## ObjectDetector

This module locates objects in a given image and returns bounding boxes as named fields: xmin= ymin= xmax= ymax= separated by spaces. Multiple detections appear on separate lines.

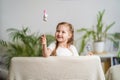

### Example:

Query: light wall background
xmin=0 ymin=0 xmax=120 ymax=41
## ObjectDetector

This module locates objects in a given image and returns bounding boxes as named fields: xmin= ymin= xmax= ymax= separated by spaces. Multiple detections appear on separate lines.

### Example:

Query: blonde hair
xmin=51 ymin=22 xmax=74 ymax=56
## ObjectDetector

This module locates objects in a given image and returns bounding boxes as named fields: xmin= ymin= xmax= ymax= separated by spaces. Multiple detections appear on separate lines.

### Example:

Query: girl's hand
xmin=40 ymin=34 xmax=47 ymax=45
xmin=87 ymin=51 xmax=93 ymax=56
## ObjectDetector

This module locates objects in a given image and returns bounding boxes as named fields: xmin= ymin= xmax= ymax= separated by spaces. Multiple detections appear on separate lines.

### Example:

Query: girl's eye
xmin=56 ymin=30 xmax=60 ymax=32
xmin=62 ymin=31 xmax=65 ymax=33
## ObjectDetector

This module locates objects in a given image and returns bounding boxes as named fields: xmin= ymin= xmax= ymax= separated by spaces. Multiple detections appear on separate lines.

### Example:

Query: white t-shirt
xmin=48 ymin=42 xmax=79 ymax=56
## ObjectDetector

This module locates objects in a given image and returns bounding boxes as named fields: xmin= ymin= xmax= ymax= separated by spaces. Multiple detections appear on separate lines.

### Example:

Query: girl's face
xmin=55 ymin=25 xmax=71 ymax=43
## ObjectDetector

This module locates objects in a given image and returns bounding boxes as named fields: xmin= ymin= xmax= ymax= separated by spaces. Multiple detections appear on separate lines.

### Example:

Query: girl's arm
xmin=40 ymin=35 xmax=52 ymax=57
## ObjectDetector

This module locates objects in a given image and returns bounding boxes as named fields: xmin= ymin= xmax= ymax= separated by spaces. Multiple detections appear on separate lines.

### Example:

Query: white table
xmin=9 ymin=56 xmax=105 ymax=80
xmin=95 ymin=52 xmax=117 ymax=73
xmin=95 ymin=52 xmax=117 ymax=66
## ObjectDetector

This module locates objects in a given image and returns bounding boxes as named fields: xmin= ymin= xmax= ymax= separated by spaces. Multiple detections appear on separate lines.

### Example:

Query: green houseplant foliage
xmin=77 ymin=10 xmax=115 ymax=54
xmin=0 ymin=27 xmax=55 ymax=68
xmin=114 ymin=33 xmax=120 ymax=63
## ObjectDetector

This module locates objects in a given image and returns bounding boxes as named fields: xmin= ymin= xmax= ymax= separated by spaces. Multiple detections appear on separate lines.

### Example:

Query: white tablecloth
xmin=8 ymin=56 xmax=105 ymax=80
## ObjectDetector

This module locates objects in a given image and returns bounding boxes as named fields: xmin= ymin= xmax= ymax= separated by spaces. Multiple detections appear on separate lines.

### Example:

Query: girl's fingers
xmin=40 ymin=34 xmax=47 ymax=44
xmin=41 ymin=34 xmax=46 ymax=39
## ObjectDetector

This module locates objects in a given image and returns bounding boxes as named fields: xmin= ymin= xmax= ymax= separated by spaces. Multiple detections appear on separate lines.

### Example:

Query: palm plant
xmin=113 ymin=33 xmax=120 ymax=58
xmin=113 ymin=33 xmax=120 ymax=64
xmin=77 ymin=10 xmax=115 ymax=54
xmin=0 ymin=27 xmax=55 ymax=68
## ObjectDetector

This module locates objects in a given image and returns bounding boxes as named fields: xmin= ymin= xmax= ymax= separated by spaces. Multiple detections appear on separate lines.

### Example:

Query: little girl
xmin=40 ymin=22 xmax=79 ymax=57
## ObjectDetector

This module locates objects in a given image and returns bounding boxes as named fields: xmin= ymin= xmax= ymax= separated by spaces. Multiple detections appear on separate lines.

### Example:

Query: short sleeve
xmin=48 ymin=42 xmax=56 ymax=51
xmin=70 ymin=45 xmax=79 ymax=56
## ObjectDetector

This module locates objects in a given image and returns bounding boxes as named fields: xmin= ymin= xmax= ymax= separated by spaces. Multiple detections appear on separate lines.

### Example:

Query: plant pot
xmin=93 ymin=41 xmax=105 ymax=54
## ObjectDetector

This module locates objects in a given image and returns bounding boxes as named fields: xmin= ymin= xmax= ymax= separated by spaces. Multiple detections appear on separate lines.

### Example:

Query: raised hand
xmin=40 ymin=34 xmax=47 ymax=45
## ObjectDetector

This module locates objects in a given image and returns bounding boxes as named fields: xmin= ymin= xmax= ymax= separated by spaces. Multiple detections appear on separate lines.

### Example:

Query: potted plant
xmin=0 ymin=27 xmax=55 ymax=68
xmin=77 ymin=10 xmax=115 ymax=54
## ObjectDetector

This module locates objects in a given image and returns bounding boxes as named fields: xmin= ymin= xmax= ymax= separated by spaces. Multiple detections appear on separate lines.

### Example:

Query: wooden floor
xmin=101 ymin=58 xmax=111 ymax=73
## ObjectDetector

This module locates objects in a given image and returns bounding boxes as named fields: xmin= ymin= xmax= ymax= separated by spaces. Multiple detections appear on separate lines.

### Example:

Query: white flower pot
xmin=93 ymin=41 xmax=105 ymax=53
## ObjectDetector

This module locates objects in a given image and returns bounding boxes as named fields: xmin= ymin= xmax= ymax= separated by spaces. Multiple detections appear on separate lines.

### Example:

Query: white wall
xmin=0 ymin=0 xmax=120 ymax=41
